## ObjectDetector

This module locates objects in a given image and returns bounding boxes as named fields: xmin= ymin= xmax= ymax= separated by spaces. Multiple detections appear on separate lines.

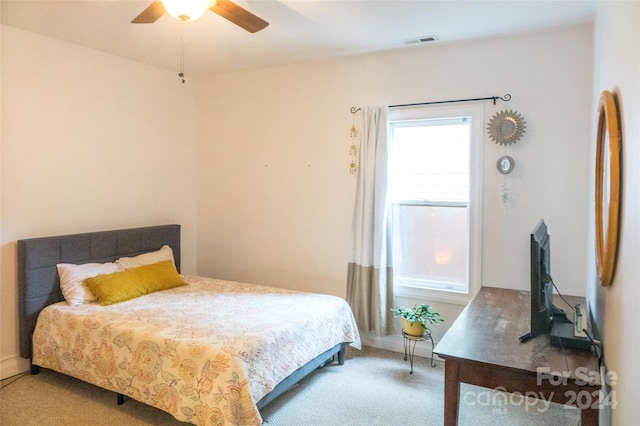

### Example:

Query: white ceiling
xmin=1 ymin=0 xmax=597 ymax=77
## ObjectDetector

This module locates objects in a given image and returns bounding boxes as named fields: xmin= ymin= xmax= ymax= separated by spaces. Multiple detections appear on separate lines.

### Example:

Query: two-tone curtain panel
xmin=346 ymin=106 xmax=395 ymax=336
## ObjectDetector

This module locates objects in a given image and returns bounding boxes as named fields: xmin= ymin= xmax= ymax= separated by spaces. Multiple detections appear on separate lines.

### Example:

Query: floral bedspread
xmin=32 ymin=275 xmax=361 ymax=425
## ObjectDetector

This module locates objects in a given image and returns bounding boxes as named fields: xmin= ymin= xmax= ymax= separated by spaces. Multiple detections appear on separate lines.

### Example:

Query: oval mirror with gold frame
xmin=595 ymin=90 xmax=622 ymax=287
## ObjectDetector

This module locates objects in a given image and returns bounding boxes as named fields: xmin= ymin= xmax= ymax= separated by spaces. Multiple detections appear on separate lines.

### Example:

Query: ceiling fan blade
xmin=209 ymin=0 xmax=269 ymax=33
xmin=131 ymin=1 xmax=166 ymax=24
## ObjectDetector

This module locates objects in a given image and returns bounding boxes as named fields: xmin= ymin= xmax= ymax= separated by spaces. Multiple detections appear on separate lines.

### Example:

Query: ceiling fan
xmin=131 ymin=0 xmax=269 ymax=33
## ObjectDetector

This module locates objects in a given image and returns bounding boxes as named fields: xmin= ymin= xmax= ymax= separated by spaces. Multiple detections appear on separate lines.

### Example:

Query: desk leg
xmin=581 ymin=405 xmax=599 ymax=426
xmin=443 ymin=359 xmax=460 ymax=426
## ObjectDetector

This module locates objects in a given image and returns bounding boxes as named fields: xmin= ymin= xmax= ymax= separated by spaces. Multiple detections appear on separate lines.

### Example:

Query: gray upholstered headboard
xmin=17 ymin=224 xmax=181 ymax=360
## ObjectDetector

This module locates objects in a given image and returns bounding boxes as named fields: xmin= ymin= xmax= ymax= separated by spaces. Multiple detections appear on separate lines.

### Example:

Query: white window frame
xmin=388 ymin=103 xmax=484 ymax=305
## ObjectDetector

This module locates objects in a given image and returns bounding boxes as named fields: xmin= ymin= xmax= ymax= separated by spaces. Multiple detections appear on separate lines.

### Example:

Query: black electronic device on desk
xmin=550 ymin=303 xmax=593 ymax=351
xmin=519 ymin=219 xmax=557 ymax=343
xmin=519 ymin=220 xmax=595 ymax=352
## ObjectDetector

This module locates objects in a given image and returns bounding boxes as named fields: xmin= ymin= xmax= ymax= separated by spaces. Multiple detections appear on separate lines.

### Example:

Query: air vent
xmin=403 ymin=35 xmax=439 ymax=45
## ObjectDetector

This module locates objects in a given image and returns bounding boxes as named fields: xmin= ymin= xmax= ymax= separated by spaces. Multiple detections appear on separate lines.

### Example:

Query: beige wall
xmin=196 ymin=25 xmax=594 ymax=351
xmin=589 ymin=2 xmax=640 ymax=425
xmin=0 ymin=26 xmax=199 ymax=377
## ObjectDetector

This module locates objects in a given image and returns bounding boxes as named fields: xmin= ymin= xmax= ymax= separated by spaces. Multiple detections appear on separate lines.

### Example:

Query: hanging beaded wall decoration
xmin=349 ymin=108 xmax=361 ymax=174
xmin=487 ymin=109 xmax=526 ymax=211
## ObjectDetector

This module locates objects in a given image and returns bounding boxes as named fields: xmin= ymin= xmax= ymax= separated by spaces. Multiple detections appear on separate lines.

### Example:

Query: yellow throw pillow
xmin=84 ymin=260 xmax=186 ymax=305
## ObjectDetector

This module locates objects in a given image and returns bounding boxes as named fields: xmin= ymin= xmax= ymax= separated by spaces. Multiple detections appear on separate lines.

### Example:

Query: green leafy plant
xmin=391 ymin=304 xmax=444 ymax=330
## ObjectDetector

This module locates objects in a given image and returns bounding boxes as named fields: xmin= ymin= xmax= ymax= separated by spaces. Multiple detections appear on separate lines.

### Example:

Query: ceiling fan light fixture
xmin=162 ymin=0 xmax=212 ymax=22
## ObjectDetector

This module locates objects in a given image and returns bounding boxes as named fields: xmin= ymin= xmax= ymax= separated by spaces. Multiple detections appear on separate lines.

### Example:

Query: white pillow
xmin=57 ymin=262 xmax=123 ymax=305
xmin=116 ymin=245 xmax=175 ymax=270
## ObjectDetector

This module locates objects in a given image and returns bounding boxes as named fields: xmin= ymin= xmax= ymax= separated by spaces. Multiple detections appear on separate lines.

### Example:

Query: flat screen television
xmin=519 ymin=219 xmax=555 ymax=342
xmin=519 ymin=220 xmax=593 ymax=350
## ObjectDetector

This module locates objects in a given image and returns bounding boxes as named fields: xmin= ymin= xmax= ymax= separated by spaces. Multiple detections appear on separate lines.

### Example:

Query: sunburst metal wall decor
xmin=487 ymin=110 xmax=526 ymax=146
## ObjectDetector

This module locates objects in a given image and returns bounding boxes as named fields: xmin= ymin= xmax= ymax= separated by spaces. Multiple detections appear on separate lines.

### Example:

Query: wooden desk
xmin=433 ymin=287 xmax=601 ymax=425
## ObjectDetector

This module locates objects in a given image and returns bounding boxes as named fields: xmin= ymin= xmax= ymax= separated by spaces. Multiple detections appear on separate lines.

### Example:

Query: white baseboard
xmin=0 ymin=356 xmax=30 ymax=380
xmin=359 ymin=332 xmax=443 ymax=363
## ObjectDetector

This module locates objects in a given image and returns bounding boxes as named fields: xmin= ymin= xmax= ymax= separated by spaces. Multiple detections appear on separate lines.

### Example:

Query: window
xmin=388 ymin=104 xmax=483 ymax=304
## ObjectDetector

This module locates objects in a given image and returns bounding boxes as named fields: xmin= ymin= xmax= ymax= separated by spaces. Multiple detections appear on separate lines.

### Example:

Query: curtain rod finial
xmin=350 ymin=107 xmax=361 ymax=114
xmin=493 ymin=94 xmax=512 ymax=105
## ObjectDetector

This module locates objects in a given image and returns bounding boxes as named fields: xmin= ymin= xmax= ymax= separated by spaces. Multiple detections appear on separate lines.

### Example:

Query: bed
xmin=18 ymin=224 xmax=361 ymax=425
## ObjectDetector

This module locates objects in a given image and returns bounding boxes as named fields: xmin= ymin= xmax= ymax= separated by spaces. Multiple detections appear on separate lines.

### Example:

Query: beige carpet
xmin=1 ymin=346 xmax=580 ymax=425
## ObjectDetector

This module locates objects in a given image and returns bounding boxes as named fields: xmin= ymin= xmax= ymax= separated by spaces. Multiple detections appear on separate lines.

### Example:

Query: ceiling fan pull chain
xmin=179 ymin=22 xmax=186 ymax=83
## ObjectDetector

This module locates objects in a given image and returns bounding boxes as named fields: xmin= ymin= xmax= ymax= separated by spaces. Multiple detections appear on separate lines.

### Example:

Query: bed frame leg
xmin=30 ymin=362 xmax=40 ymax=375
xmin=337 ymin=347 xmax=345 ymax=365
xmin=117 ymin=393 xmax=125 ymax=405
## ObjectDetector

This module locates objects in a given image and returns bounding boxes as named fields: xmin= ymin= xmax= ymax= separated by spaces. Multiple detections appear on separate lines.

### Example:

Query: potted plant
xmin=391 ymin=304 xmax=443 ymax=337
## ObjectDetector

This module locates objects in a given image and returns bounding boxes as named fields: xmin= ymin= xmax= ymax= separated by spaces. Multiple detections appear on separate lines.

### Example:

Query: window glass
xmin=390 ymin=118 xmax=470 ymax=204
xmin=392 ymin=205 xmax=468 ymax=292
xmin=388 ymin=107 xmax=481 ymax=301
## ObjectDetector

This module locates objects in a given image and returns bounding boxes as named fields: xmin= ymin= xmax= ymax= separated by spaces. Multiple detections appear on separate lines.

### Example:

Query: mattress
xmin=32 ymin=275 xmax=361 ymax=425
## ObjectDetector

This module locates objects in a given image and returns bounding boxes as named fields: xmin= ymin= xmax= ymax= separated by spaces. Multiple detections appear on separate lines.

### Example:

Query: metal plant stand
xmin=402 ymin=329 xmax=435 ymax=374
